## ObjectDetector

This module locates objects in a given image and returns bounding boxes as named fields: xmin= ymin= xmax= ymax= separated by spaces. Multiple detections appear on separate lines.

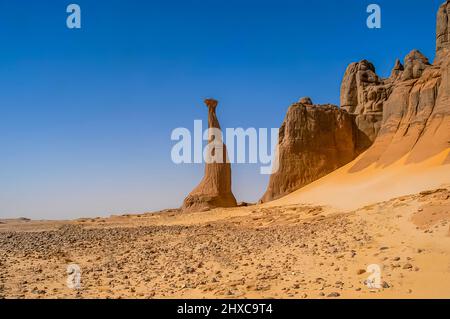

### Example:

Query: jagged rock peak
xmin=393 ymin=58 xmax=404 ymax=70
xmin=340 ymin=59 xmax=380 ymax=113
xmin=390 ymin=59 xmax=404 ymax=80
xmin=401 ymin=49 xmax=431 ymax=81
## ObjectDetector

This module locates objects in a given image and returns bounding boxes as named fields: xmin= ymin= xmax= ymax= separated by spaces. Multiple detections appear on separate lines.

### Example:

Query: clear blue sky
xmin=0 ymin=0 xmax=443 ymax=219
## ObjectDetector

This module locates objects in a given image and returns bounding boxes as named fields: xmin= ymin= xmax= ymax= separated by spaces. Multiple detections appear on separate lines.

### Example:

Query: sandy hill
xmin=267 ymin=149 xmax=449 ymax=211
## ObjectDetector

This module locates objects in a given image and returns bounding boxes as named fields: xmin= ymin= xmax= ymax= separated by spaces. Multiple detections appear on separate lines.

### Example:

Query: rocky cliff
xmin=260 ymin=98 xmax=360 ymax=202
xmin=261 ymin=0 xmax=450 ymax=202
xmin=436 ymin=0 xmax=450 ymax=63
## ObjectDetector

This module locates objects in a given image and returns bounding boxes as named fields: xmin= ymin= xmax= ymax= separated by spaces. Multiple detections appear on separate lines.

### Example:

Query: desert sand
xmin=1 ymin=174 xmax=449 ymax=299
xmin=269 ymin=150 xmax=450 ymax=211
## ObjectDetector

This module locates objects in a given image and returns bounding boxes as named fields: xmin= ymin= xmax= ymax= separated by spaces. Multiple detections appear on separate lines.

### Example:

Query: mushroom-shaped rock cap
xmin=358 ymin=60 xmax=376 ymax=72
xmin=299 ymin=97 xmax=313 ymax=105
xmin=204 ymin=98 xmax=218 ymax=108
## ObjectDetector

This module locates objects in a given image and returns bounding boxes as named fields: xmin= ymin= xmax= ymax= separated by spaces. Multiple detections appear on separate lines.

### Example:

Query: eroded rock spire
xmin=181 ymin=99 xmax=237 ymax=212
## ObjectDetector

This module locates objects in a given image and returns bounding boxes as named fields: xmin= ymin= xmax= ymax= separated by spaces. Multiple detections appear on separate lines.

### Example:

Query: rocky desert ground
xmin=1 ymin=186 xmax=449 ymax=299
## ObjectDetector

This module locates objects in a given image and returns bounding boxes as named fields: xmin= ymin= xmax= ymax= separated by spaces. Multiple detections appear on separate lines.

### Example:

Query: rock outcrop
xmin=340 ymin=60 xmax=395 ymax=150
xmin=260 ymin=99 xmax=360 ymax=202
xmin=182 ymin=99 xmax=237 ymax=212
xmin=390 ymin=59 xmax=404 ymax=81
xmin=436 ymin=0 xmax=450 ymax=63
xmin=340 ymin=48 xmax=434 ymax=153
xmin=261 ymin=57 xmax=399 ymax=203
xmin=349 ymin=3 xmax=450 ymax=171
xmin=261 ymin=1 xmax=450 ymax=203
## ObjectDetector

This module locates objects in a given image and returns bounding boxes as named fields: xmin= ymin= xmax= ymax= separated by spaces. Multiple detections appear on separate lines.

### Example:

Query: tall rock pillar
xmin=182 ymin=99 xmax=237 ymax=212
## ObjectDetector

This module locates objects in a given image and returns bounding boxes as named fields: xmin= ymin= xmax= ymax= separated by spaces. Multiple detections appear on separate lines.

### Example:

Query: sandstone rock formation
xmin=349 ymin=4 xmax=450 ymax=171
xmin=339 ymin=48 xmax=435 ymax=154
xmin=340 ymin=60 xmax=394 ymax=150
xmin=436 ymin=0 xmax=450 ymax=64
xmin=261 ymin=1 xmax=450 ymax=203
xmin=390 ymin=59 xmax=404 ymax=81
xmin=261 ymin=58 xmax=396 ymax=202
xmin=182 ymin=99 xmax=237 ymax=212
xmin=260 ymin=98 xmax=360 ymax=202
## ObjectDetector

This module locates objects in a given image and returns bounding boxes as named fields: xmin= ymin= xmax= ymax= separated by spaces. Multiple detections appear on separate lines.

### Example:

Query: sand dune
xmin=267 ymin=149 xmax=450 ymax=211
xmin=1 ymin=187 xmax=449 ymax=299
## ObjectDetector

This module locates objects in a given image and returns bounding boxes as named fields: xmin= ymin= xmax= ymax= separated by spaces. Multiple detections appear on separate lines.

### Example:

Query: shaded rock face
xmin=182 ymin=99 xmax=237 ymax=212
xmin=260 ymin=99 xmax=359 ymax=202
xmin=340 ymin=60 xmax=394 ymax=149
xmin=340 ymin=60 xmax=380 ymax=114
xmin=401 ymin=50 xmax=431 ymax=81
xmin=436 ymin=0 xmax=450 ymax=63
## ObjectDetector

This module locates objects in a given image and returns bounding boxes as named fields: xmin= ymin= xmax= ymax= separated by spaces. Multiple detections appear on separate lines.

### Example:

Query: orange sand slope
xmin=268 ymin=149 xmax=450 ymax=211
